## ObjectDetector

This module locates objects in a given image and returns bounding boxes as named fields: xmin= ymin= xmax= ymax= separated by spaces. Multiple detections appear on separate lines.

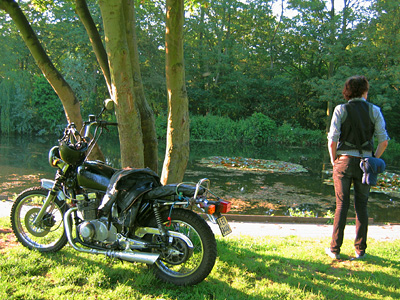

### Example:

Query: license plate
xmin=216 ymin=216 xmax=232 ymax=237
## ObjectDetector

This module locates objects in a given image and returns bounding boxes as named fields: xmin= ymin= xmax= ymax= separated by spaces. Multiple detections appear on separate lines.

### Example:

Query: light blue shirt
xmin=327 ymin=98 xmax=390 ymax=157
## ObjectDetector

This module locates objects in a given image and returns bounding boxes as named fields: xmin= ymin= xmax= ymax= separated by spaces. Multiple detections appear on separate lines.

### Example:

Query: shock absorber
xmin=153 ymin=202 xmax=168 ymax=243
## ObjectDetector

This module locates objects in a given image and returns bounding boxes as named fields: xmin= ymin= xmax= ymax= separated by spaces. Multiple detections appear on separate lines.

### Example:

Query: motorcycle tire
xmin=147 ymin=208 xmax=217 ymax=286
xmin=10 ymin=187 xmax=69 ymax=252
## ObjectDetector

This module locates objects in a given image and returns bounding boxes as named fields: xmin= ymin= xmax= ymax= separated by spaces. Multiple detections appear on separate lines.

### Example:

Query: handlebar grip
xmin=108 ymin=122 xmax=118 ymax=126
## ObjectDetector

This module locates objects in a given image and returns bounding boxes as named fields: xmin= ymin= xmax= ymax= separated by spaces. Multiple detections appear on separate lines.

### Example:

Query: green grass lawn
xmin=1 ymin=216 xmax=399 ymax=300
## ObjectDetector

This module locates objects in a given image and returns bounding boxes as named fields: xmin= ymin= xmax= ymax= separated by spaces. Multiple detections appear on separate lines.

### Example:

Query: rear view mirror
xmin=104 ymin=99 xmax=114 ymax=111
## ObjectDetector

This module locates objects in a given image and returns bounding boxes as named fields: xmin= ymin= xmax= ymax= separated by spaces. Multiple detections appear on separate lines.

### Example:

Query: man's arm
xmin=374 ymin=140 xmax=388 ymax=158
xmin=328 ymin=140 xmax=337 ymax=166
xmin=372 ymin=105 xmax=389 ymax=158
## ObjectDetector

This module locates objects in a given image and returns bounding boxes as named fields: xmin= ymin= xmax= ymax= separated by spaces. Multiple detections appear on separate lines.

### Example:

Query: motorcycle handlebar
xmin=83 ymin=120 xmax=118 ymax=139
xmin=103 ymin=122 xmax=118 ymax=126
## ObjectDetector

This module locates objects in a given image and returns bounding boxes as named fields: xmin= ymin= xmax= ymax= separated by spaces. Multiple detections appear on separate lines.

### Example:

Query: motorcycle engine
xmin=76 ymin=193 xmax=120 ymax=244
xmin=78 ymin=217 xmax=117 ymax=243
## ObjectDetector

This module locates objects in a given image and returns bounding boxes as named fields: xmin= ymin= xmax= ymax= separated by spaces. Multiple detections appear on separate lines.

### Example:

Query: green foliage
xmin=154 ymin=113 xmax=167 ymax=139
xmin=237 ymin=112 xmax=277 ymax=144
xmin=288 ymin=207 xmax=316 ymax=218
xmin=190 ymin=114 xmax=236 ymax=141
xmin=1 ymin=0 xmax=400 ymax=141
xmin=158 ymin=113 xmax=325 ymax=147
xmin=30 ymin=0 xmax=55 ymax=12
xmin=324 ymin=210 xmax=335 ymax=224
xmin=31 ymin=75 xmax=65 ymax=134
xmin=276 ymin=122 xmax=325 ymax=146
xmin=0 ymin=75 xmax=35 ymax=134
xmin=383 ymin=138 xmax=400 ymax=167
xmin=188 ymin=113 xmax=277 ymax=144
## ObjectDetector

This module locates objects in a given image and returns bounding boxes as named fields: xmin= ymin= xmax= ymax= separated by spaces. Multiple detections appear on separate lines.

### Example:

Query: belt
xmin=337 ymin=155 xmax=361 ymax=159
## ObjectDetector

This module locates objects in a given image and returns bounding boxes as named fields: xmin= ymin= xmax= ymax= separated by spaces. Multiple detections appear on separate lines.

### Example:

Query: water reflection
xmin=1 ymin=135 xmax=399 ymax=222
xmin=185 ymin=142 xmax=400 ymax=223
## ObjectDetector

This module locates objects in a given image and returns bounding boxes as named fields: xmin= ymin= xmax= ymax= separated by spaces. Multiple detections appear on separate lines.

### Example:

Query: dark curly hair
xmin=342 ymin=76 xmax=369 ymax=101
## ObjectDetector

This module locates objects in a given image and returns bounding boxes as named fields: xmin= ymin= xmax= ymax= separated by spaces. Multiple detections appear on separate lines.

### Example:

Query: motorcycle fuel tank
xmin=77 ymin=161 xmax=116 ymax=191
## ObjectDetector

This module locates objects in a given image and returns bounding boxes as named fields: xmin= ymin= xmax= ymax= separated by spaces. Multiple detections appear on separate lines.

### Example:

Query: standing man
xmin=326 ymin=75 xmax=389 ymax=260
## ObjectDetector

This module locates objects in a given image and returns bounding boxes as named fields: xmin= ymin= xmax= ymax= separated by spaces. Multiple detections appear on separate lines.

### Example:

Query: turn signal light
xmin=51 ymin=158 xmax=60 ymax=167
xmin=218 ymin=200 xmax=231 ymax=213
xmin=205 ymin=205 xmax=216 ymax=215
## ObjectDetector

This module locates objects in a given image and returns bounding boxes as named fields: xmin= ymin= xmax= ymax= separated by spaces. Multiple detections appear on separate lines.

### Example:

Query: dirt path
xmin=1 ymin=200 xmax=399 ymax=242
xmin=209 ymin=222 xmax=400 ymax=241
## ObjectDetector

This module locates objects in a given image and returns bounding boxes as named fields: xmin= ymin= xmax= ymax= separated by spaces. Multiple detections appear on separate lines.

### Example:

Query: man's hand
xmin=328 ymin=140 xmax=338 ymax=167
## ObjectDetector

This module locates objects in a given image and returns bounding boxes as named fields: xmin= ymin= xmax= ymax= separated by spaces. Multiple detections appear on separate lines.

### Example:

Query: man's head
xmin=342 ymin=75 xmax=369 ymax=101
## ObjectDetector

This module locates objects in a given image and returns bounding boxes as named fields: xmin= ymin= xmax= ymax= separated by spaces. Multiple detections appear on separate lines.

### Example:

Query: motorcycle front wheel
xmin=10 ymin=187 xmax=68 ymax=252
xmin=147 ymin=208 xmax=217 ymax=286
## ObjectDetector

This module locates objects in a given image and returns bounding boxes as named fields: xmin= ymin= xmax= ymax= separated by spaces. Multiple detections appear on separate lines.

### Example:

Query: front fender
xmin=40 ymin=179 xmax=67 ymax=201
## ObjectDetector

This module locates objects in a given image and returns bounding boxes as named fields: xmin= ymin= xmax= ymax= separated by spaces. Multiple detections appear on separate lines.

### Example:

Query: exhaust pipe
xmin=105 ymin=249 xmax=159 ymax=264
xmin=64 ymin=207 xmax=160 ymax=264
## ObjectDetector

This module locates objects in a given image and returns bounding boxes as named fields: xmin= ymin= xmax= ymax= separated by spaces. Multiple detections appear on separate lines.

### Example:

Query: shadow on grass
xmin=215 ymin=238 xmax=400 ymax=299
xmin=2 ymin=237 xmax=399 ymax=300
xmin=35 ymin=245 xmax=250 ymax=300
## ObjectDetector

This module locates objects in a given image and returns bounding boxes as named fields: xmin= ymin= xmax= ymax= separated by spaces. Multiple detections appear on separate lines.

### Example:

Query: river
xmin=1 ymin=134 xmax=399 ymax=223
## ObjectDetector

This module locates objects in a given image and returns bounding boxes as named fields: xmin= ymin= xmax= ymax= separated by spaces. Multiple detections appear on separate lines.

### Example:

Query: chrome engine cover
xmin=78 ymin=218 xmax=117 ymax=243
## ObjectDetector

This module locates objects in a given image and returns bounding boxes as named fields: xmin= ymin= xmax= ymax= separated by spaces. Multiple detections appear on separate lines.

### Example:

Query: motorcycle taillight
xmin=218 ymin=200 xmax=231 ymax=213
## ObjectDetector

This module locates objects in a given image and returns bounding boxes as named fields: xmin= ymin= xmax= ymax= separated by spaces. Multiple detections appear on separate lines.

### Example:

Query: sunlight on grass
xmin=0 ymin=215 xmax=399 ymax=299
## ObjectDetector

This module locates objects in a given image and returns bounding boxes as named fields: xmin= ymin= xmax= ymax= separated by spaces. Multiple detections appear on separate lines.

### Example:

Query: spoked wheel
xmin=10 ymin=187 xmax=68 ymax=252
xmin=148 ymin=208 xmax=217 ymax=286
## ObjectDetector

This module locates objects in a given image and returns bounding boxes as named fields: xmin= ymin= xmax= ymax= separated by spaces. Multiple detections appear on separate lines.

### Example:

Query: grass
xmin=1 ymin=216 xmax=399 ymax=300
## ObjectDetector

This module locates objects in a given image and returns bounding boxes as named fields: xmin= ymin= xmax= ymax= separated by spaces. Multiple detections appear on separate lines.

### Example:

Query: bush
xmin=382 ymin=138 xmax=400 ymax=165
xmin=31 ymin=75 xmax=65 ymax=134
xmin=190 ymin=114 xmax=236 ymax=141
xmin=156 ymin=113 xmax=325 ymax=147
xmin=237 ymin=112 xmax=277 ymax=144
xmin=275 ymin=123 xmax=295 ymax=145
xmin=276 ymin=123 xmax=325 ymax=146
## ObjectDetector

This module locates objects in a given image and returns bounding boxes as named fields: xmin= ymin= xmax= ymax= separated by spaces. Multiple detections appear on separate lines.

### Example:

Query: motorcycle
xmin=10 ymin=100 xmax=232 ymax=286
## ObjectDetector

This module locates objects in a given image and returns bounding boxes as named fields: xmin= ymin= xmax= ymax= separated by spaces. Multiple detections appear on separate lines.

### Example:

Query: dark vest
xmin=337 ymin=100 xmax=374 ymax=152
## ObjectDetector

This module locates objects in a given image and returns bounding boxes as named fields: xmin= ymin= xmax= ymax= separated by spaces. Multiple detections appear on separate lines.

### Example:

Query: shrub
xmin=156 ymin=113 xmax=326 ymax=146
xmin=190 ymin=114 xmax=236 ymax=141
xmin=31 ymin=75 xmax=65 ymax=134
xmin=276 ymin=123 xmax=325 ymax=146
xmin=237 ymin=112 xmax=277 ymax=144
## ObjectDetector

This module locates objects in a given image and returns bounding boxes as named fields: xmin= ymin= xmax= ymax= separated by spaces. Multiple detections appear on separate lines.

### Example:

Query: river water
xmin=1 ymin=134 xmax=399 ymax=223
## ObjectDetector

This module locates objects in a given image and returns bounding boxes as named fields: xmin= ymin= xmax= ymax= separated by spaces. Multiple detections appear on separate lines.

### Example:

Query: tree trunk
xmin=161 ymin=0 xmax=190 ymax=184
xmin=123 ymin=0 xmax=159 ymax=173
xmin=0 ymin=0 xmax=83 ymax=130
xmin=74 ymin=0 xmax=112 ymax=95
xmin=98 ymin=0 xmax=144 ymax=168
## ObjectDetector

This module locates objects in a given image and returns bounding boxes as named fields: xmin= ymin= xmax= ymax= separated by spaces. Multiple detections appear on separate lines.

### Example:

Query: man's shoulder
xmin=334 ymin=103 xmax=347 ymax=115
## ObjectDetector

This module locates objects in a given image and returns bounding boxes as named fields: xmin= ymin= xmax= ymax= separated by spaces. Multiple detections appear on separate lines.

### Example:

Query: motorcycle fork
xmin=32 ymin=181 xmax=60 ymax=226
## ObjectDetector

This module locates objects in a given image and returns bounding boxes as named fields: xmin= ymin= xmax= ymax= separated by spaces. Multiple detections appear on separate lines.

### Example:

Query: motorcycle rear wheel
xmin=148 ymin=208 xmax=217 ymax=286
xmin=10 ymin=187 xmax=68 ymax=252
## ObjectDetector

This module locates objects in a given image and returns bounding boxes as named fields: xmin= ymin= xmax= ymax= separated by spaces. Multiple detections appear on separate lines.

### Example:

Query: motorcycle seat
xmin=144 ymin=184 xmax=205 ymax=200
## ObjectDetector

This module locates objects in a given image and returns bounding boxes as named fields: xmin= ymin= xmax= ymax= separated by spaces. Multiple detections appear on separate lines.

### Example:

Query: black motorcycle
xmin=10 ymin=100 xmax=232 ymax=286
